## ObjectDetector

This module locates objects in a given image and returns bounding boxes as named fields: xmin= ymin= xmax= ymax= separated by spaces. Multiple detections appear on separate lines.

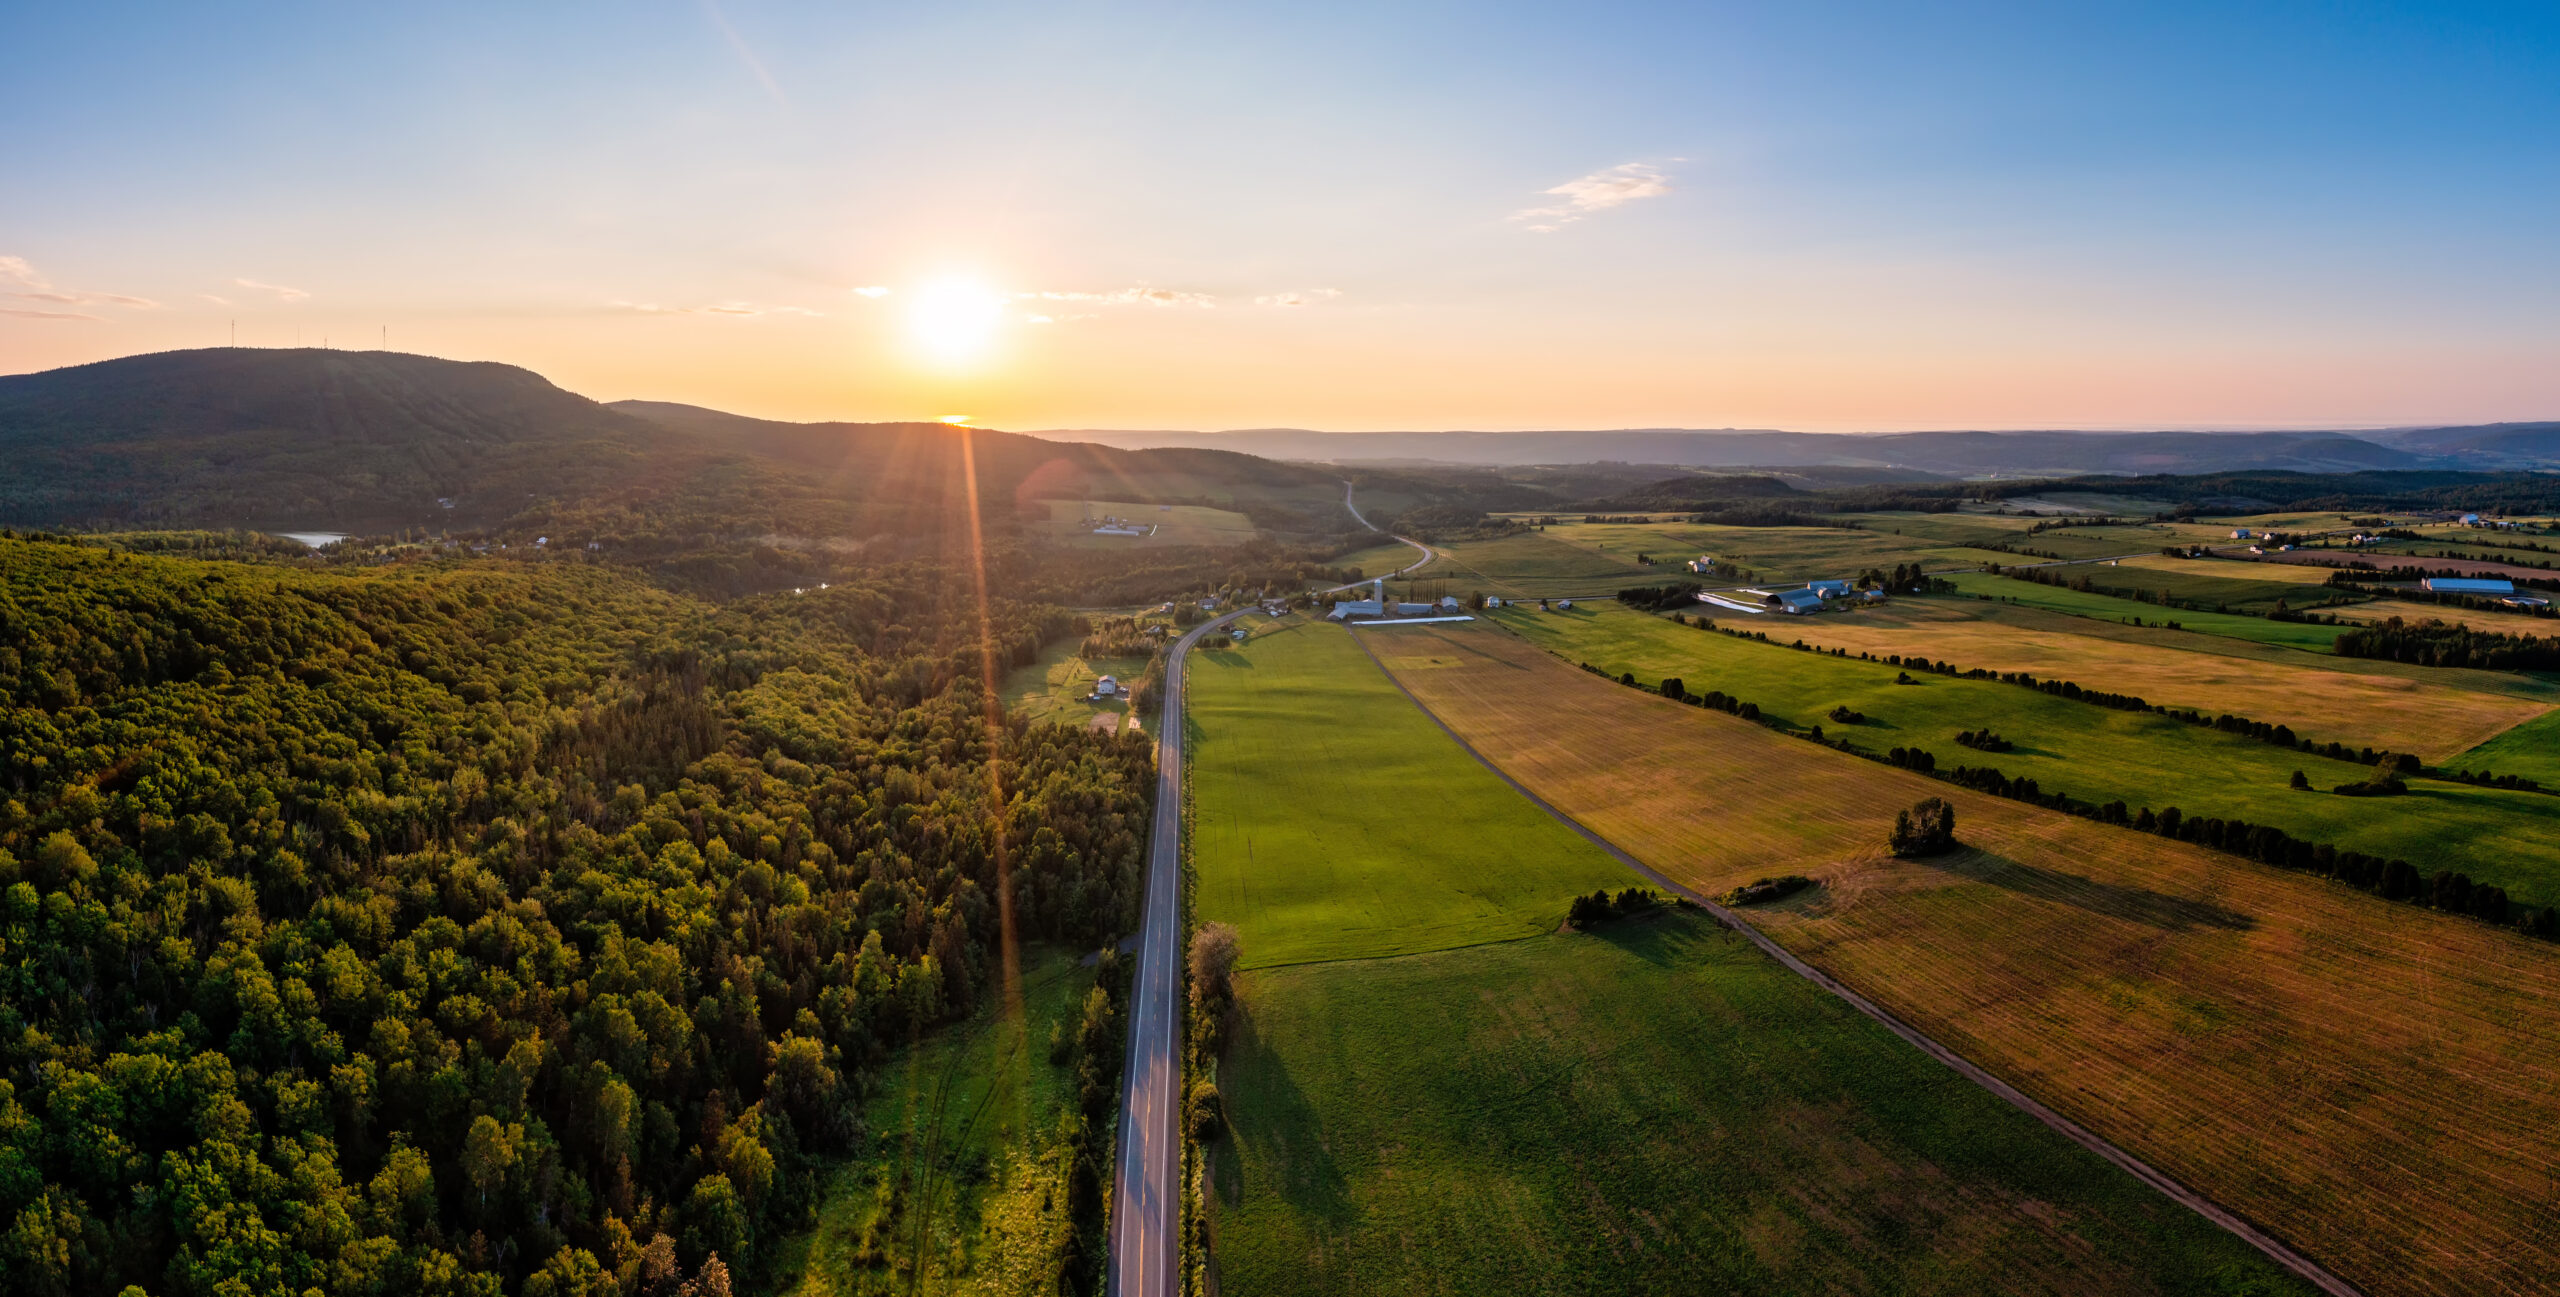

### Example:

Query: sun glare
xmin=906 ymin=279 xmax=1007 ymax=367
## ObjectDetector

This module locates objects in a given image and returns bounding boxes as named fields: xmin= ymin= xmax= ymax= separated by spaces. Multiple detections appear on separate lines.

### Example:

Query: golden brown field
xmin=1375 ymin=621 xmax=2560 ymax=1297
xmin=1759 ymin=599 xmax=2548 ymax=759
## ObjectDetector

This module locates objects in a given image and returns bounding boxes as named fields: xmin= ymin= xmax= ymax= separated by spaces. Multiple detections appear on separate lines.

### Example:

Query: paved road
xmin=1107 ymin=606 xmax=1244 ymax=1297
xmin=1342 ymin=628 xmax=2365 ymax=1297
xmin=1105 ymin=482 xmax=1425 ymax=1297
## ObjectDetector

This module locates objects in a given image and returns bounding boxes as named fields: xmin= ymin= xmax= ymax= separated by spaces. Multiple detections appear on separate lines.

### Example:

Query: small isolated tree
xmin=1889 ymin=798 xmax=1958 ymax=857
xmin=1189 ymin=922 xmax=1240 ymax=1002
xmin=2289 ymin=770 xmax=2311 ymax=790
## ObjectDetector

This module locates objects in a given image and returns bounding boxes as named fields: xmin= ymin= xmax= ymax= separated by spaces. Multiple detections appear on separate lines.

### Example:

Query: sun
xmin=906 ymin=278 xmax=1008 ymax=367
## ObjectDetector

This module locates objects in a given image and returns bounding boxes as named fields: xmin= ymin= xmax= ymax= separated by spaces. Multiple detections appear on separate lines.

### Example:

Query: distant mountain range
xmin=3 ymin=347 xmax=2553 ymax=533
xmin=1029 ymin=424 xmax=2560 ymax=476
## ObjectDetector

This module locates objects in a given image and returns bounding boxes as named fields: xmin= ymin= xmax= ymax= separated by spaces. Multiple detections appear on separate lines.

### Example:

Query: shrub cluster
xmin=1567 ymin=887 xmax=1665 ymax=926
xmin=1955 ymin=728 xmax=2012 ymax=753
xmin=1717 ymin=876 xmax=1812 ymax=907
xmin=1889 ymin=799 xmax=1959 ymax=857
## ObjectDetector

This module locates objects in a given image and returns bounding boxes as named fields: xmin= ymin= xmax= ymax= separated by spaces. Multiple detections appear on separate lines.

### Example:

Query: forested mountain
xmin=0 ymin=351 xmax=1347 ymax=539
xmin=0 ymin=533 xmax=1159 ymax=1296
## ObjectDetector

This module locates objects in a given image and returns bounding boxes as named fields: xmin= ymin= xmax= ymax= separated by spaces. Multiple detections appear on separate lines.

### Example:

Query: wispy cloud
xmin=853 ymin=285 xmax=890 ymax=298
xmin=1 ymin=255 xmax=161 ymax=314
xmin=234 ymin=277 xmax=310 ymax=302
xmin=610 ymin=299 xmax=823 ymax=318
xmin=703 ymin=0 xmax=787 ymax=106
xmin=1254 ymin=288 xmax=1342 ymax=307
xmin=1513 ymin=162 xmax=1673 ymax=233
xmin=1018 ymin=285 xmax=1217 ymax=308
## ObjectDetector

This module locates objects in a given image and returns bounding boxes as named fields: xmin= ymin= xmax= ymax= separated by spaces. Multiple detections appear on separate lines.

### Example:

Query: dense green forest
xmin=0 ymin=533 xmax=1166 ymax=1297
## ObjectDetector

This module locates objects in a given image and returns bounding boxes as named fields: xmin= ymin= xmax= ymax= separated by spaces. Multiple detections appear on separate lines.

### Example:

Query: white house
xmin=1686 ymin=556 xmax=1716 ymax=574
xmin=1438 ymin=595 xmax=1461 ymax=610
xmin=1093 ymin=675 xmax=1122 ymax=697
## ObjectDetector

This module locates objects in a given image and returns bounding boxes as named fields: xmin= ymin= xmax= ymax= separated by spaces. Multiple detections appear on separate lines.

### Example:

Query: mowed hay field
xmin=1938 ymin=572 xmax=2353 ymax=652
xmin=1213 ymin=913 xmax=2314 ymax=1297
xmin=1375 ymin=621 xmax=2560 ymax=1297
xmin=1719 ymin=595 xmax=2547 ymax=759
xmin=1185 ymin=616 xmax=1630 ymax=967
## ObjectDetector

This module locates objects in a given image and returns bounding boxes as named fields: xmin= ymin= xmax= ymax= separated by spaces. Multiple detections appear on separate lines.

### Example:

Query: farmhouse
xmin=2425 ymin=577 xmax=2517 ymax=595
xmin=1092 ymin=675 xmax=1122 ymax=698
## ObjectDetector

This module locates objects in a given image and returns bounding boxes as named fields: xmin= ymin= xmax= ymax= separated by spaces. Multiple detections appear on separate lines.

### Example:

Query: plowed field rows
xmin=1375 ymin=620 xmax=2560 ymax=1297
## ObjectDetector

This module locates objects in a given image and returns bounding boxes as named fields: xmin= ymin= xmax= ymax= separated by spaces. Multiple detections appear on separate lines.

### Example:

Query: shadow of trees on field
xmin=1918 ymin=847 xmax=2255 ymax=933
xmin=1215 ymin=1000 xmax=1355 ymax=1228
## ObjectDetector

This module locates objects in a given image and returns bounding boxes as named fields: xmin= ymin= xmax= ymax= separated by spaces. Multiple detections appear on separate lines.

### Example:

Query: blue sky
xmin=3 ymin=1 xmax=2554 ymax=429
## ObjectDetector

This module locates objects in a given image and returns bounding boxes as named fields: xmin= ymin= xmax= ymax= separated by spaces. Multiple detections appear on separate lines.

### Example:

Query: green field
xmin=2454 ymin=708 xmax=2560 ymax=788
xmin=1537 ymin=518 xmax=2028 ymax=583
xmin=1329 ymin=538 xmax=1429 ymax=582
xmin=1941 ymin=572 xmax=2354 ymax=651
xmin=1043 ymin=498 xmax=1257 ymax=546
xmin=1213 ymin=911 xmax=2313 ymax=1297
xmin=1186 ymin=616 xmax=1631 ymax=966
xmin=776 ymin=947 xmax=1098 ymax=1297
xmin=1416 ymin=529 xmax=1648 ymax=596
xmin=1498 ymin=604 xmax=2560 ymax=908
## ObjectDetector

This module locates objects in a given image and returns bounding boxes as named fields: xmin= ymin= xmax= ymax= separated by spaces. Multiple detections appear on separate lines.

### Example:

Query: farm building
xmin=1438 ymin=595 xmax=1461 ymax=610
xmin=1555 ymin=599 xmax=1574 ymax=611
xmin=1229 ymin=628 xmax=1248 ymax=642
xmin=1327 ymin=599 xmax=1386 ymax=620
xmin=1485 ymin=596 xmax=1504 ymax=609
xmin=2503 ymin=595 xmax=2551 ymax=609
xmin=1807 ymin=579 xmax=1851 ymax=598
xmin=2231 ymin=528 xmax=2255 ymax=540
xmin=2425 ymin=577 xmax=2516 ymax=595
xmin=2460 ymin=513 xmax=2483 ymax=526
xmin=1686 ymin=556 xmax=1716 ymax=574
xmin=1770 ymin=589 xmax=1825 ymax=615
xmin=1093 ymin=676 xmax=1122 ymax=698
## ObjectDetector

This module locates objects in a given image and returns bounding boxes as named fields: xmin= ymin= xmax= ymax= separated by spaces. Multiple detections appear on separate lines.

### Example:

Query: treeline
xmin=0 ymin=537 xmax=1156 ymax=1296
xmin=1577 ymin=665 xmax=2560 ymax=943
xmin=2335 ymin=617 xmax=2560 ymax=671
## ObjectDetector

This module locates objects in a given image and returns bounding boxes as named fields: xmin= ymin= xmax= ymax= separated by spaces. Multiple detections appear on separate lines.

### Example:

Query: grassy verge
xmin=1493 ymin=603 xmax=2560 ymax=909
xmin=1185 ymin=616 xmax=1630 ymax=966
xmin=1213 ymin=911 xmax=2310 ymax=1297
xmin=1371 ymin=620 xmax=2560 ymax=1297
xmin=772 ymin=946 xmax=1097 ymax=1297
